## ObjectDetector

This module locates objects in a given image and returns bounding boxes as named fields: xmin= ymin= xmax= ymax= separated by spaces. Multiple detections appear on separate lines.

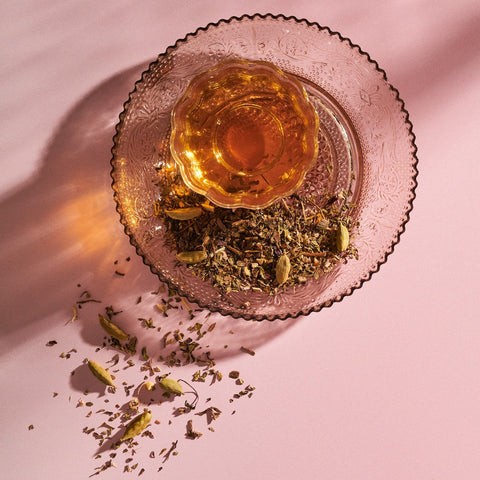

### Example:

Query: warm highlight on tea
xmin=170 ymin=59 xmax=321 ymax=209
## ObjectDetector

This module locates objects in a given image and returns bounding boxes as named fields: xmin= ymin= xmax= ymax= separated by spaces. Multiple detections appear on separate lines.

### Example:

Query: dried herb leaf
xmin=89 ymin=460 xmax=115 ymax=477
xmin=240 ymin=346 xmax=255 ymax=356
xmin=154 ymin=163 xmax=358 ymax=293
xmin=185 ymin=419 xmax=202 ymax=439
xmin=195 ymin=406 xmax=222 ymax=423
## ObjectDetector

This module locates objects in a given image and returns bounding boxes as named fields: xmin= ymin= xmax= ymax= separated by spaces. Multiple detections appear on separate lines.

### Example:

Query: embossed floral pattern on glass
xmin=111 ymin=14 xmax=418 ymax=320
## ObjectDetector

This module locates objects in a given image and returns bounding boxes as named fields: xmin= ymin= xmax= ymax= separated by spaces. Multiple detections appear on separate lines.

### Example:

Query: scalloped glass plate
xmin=111 ymin=13 xmax=418 ymax=321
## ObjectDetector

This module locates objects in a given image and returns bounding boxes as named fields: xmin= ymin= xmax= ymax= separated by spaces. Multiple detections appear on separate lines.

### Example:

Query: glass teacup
xmin=170 ymin=59 xmax=320 ymax=209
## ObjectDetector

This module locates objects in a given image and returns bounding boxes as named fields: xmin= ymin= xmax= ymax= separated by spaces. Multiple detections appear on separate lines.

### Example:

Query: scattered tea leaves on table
xmin=195 ymin=406 xmax=222 ymax=423
xmin=240 ymin=346 xmax=255 ymax=356
xmin=52 ymin=269 xmax=260 ymax=476
xmin=89 ymin=460 xmax=115 ymax=477
xmin=185 ymin=419 xmax=202 ymax=439
xmin=336 ymin=222 xmax=350 ymax=252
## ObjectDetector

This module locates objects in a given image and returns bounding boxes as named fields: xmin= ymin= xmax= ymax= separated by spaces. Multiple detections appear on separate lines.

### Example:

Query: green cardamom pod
xmin=275 ymin=254 xmax=291 ymax=285
xmin=176 ymin=250 xmax=207 ymax=264
xmin=120 ymin=409 xmax=152 ymax=441
xmin=336 ymin=223 xmax=349 ymax=252
xmin=159 ymin=377 xmax=184 ymax=395
xmin=166 ymin=207 xmax=202 ymax=220
xmin=87 ymin=360 xmax=116 ymax=388
xmin=98 ymin=314 xmax=129 ymax=341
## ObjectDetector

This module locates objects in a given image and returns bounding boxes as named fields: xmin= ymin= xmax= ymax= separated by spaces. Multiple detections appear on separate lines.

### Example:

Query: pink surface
xmin=1 ymin=1 xmax=479 ymax=479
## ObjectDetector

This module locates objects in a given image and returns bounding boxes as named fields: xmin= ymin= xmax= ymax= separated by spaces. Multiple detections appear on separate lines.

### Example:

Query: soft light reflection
xmin=117 ymin=162 xmax=138 ymax=228
xmin=59 ymin=190 xmax=119 ymax=256
xmin=191 ymin=164 xmax=204 ymax=179
xmin=119 ymin=195 xmax=139 ymax=229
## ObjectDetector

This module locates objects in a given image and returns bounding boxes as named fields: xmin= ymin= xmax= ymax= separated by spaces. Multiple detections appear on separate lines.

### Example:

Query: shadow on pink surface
xmin=395 ymin=11 xmax=480 ymax=105
xmin=0 ymin=61 xmax=301 ymax=357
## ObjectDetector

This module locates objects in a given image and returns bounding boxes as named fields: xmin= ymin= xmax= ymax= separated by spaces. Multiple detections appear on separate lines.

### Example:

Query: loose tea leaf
xmin=89 ymin=460 xmax=115 ymax=477
xmin=195 ymin=406 xmax=222 ymax=423
xmin=154 ymin=161 xmax=358 ymax=293
xmin=185 ymin=419 xmax=202 ymax=439
xmin=240 ymin=346 xmax=255 ymax=356
xmin=87 ymin=360 xmax=116 ymax=388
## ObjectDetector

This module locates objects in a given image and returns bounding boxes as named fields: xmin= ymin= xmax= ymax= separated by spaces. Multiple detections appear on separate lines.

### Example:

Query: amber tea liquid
xmin=170 ymin=60 xmax=319 ymax=208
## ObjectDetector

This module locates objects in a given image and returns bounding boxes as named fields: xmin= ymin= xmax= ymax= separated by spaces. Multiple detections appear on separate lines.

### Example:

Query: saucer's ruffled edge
xmin=110 ymin=13 xmax=419 ymax=322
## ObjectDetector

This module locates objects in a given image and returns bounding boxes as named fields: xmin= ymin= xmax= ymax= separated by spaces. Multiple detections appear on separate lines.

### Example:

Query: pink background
xmin=1 ymin=1 xmax=479 ymax=479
